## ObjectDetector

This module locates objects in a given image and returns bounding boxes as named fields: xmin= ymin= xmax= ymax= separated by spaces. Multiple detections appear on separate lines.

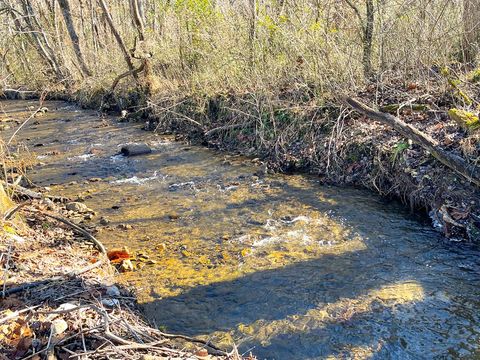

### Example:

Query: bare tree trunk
xmin=363 ymin=0 xmax=374 ymax=76
xmin=17 ymin=0 xmax=65 ymax=80
xmin=129 ymin=0 xmax=145 ymax=40
xmin=129 ymin=0 xmax=153 ymax=96
xmin=247 ymin=0 xmax=256 ymax=67
xmin=462 ymin=0 xmax=480 ymax=64
xmin=57 ymin=0 xmax=92 ymax=76
xmin=344 ymin=0 xmax=374 ymax=78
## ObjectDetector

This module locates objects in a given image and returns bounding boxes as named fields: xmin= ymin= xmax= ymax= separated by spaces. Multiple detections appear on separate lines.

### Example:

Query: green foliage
xmin=391 ymin=141 xmax=409 ymax=165
xmin=448 ymin=108 xmax=480 ymax=131
xmin=468 ymin=69 xmax=480 ymax=83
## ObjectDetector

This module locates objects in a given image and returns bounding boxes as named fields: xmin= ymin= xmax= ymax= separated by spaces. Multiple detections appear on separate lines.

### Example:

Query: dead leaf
xmin=107 ymin=247 xmax=131 ymax=263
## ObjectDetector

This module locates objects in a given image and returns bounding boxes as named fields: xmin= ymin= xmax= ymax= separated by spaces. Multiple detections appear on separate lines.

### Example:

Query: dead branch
xmin=2 ymin=181 xmax=69 ymax=202
xmin=110 ymin=62 xmax=145 ymax=92
xmin=26 ymin=209 xmax=107 ymax=254
xmin=3 ymin=259 xmax=105 ymax=296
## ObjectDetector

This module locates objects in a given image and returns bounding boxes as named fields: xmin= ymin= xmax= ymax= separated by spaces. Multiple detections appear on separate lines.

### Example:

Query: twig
xmin=148 ymin=100 xmax=204 ymax=129
xmin=3 ymin=200 xmax=31 ymax=220
xmin=0 ymin=305 xmax=40 ymax=324
xmin=26 ymin=209 xmax=106 ymax=254
xmin=3 ymin=259 xmax=105 ymax=296
xmin=2 ymin=238 xmax=13 ymax=298
xmin=1 ymin=180 xmax=69 ymax=202
xmin=20 ymin=325 xmax=104 ymax=360
xmin=140 ymin=325 xmax=228 ymax=355
xmin=7 ymin=107 xmax=42 ymax=145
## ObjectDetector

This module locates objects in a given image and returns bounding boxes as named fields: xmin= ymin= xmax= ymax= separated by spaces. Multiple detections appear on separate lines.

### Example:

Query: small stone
xmin=55 ymin=303 xmax=77 ymax=312
xmin=156 ymin=243 xmax=167 ymax=252
xmin=118 ymin=223 xmax=133 ymax=230
xmin=66 ymin=202 xmax=89 ymax=213
xmin=168 ymin=213 xmax=179 ymax=220
xmin=84 ymin=214 xmax=94 ymax=220
xmin=99 ymin=217 xmax=110 ymax=225
xmin=106 ymin=285 xmax=121 ymax=297
xmin=120 ymin=259 xmax=134 ymax=272
xmin=51 ymin=319 xmax=68 ymax=335
xmin=140 ymin=355 xmax=167 ymax=360
xmin=195 ymin=349 xmax=209 ymax=358
xmin=88 ymin=177 xmax=102 ymax=182
xmin=102 ymin=298 xmax=120 ymax=307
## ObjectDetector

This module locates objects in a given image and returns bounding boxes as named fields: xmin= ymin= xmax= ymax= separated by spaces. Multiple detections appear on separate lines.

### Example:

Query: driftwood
xmin=345 ymin=97 xmax=480 ymax=187
xmin=120 ymin=143 xmax=152 ymax=157
xmin=110 ymin=62 xmax=145 ymax=92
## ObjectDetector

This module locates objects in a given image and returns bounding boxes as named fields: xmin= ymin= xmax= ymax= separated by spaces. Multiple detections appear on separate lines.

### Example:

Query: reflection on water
xmin=2 ymin=100 xmax=480 ymax=359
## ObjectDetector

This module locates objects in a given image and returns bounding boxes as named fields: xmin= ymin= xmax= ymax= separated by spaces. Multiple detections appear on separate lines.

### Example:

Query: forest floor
xmin=0 ymin=196 xmax=245 ymax=359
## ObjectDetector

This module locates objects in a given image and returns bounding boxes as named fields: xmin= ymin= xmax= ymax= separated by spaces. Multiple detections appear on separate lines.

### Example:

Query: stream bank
xmin=4 ymin=79 xmax=478 ymax=242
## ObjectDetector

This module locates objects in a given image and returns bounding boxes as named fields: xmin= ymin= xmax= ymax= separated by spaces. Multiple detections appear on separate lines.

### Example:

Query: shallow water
xmin=2 ymin=100 xmax=480 ymax=359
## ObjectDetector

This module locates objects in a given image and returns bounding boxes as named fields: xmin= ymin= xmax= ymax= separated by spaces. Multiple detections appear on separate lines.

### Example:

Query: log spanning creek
xmin=2 ymin=100 xmax=480 ymax=359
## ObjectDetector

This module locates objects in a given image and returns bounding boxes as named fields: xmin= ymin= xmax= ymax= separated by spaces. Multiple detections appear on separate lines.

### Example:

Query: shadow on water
xmin=141 ymin=238 xmax=480 ymax=359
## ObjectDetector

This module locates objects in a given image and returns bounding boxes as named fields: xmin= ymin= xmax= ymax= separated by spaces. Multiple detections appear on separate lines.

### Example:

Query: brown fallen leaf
xmin=107 ymin=247 xmax=131 ymax=263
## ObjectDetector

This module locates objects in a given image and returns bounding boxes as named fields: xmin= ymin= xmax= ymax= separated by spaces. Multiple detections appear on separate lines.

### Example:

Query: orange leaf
xmin=107 ymin=247 xmax=131 ymax=263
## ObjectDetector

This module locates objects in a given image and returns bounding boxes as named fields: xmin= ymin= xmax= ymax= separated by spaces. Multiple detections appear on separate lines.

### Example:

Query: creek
xmin=2 ymin=100 xmax=480 ymax=359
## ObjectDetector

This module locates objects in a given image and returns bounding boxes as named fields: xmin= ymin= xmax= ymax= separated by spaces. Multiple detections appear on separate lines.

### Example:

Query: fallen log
xmin=120 ymin=143 xmax=152 ymax=157
xmin=345 ymin=97 xmax=480 ymax=187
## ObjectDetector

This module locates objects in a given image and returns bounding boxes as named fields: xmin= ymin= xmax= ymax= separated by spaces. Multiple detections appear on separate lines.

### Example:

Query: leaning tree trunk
xmin=345 ymin=97 xmax=480 ymax=187
xmin=21 ymin=0 xmax=64 ymax=76
xmin=8 ymin=0 xmax=62 ymax=79
xmin=57 ymin=0 xmax=92 ymax=76
xmin=98 ymin=0 xmax=137 ymax=78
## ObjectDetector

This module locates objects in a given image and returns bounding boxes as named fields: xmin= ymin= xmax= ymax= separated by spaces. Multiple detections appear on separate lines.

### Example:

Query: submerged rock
xmin=118 ymin=223 xmax=133 ymax=230
xmin=99 ymin=217 xmax=110 ymax=225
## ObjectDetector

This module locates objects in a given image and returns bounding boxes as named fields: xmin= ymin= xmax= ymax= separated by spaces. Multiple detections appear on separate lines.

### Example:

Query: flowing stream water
xmin=2 ymin=100 xmax=480 ymax=359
